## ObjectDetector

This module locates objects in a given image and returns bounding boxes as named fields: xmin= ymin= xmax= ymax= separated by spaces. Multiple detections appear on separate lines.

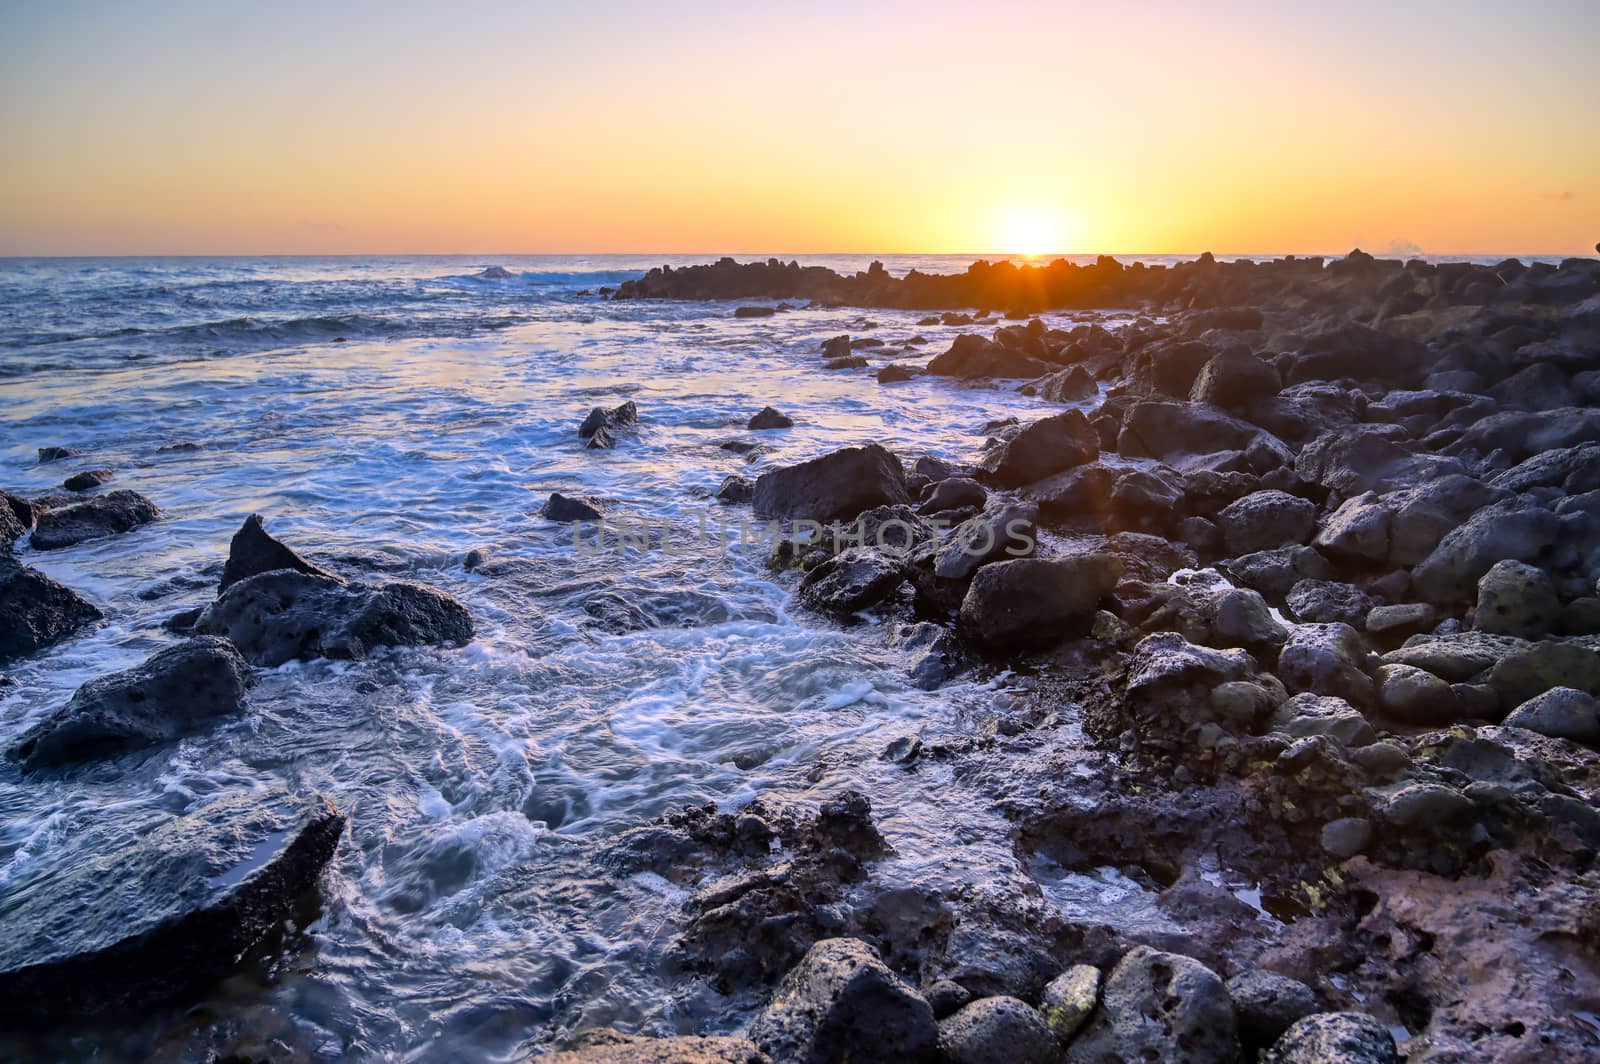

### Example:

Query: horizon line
xmin=1 ymin=249 xmax=1590 ymax=262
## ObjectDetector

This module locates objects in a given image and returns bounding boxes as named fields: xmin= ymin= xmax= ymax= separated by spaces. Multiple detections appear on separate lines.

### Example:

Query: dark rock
xmin=798 ymin=548 xmax=905 ymax=617
xmin=1280 ymin=322 xmax=1426 ymax=387
xmin=1029 ymin=366 xmax=1097 ymax=402
xmin=824 ymin=355 xmax=868 ymax=370
xmin=219 ymin=514 xmax=336 ymax=592
xmin=718 ymin=475 xmax=756 ymax=504
xmin=1119 ymin=399 xmax=1271 ymax=461
xmin=1411 ymin=496 xmax=1560 ymax=604
xmin=928 ymin=334 xmax=1051 ymax=379
xmin=578 ymin=401 xmax=638 ymax=449
xmin=62 ymin=468 xmax=114 ymax=492
xmin=1219 ymin=546 xmax=1333 ymax=600
xmin=1314 ymin=475 xmax=1507 ymax=567
xmin=1473 ymin=559 xmax=1560 ymax=639
xmin=1285 ymin=579 xmax=1374 ymax=627
xmin=1024 ymin=464 xmax=1114 ymax=523
xmin=1217 ymin=490 xmax=1317 ymax=555
xmin=878 ymin=363 xmax=920 ymax=383
xmin=920 ymin=477 xmax=987 ymax=515
xmin=891 ymin=622 xmax=972 ymax=690
xmin=1502 ymin=686 xmax=1600 ymax=745
xmin=1067 ymin=946 xmax=1238 ymax=1064
xmin=30 ymin=490 xmax=160 ymax=551
xmin=922 ymin=979 xmax=973 ymax=1019
xmin=748 ymin=938 xmax=938 ymax=1064
xmin=939 ymin=997 xmax=1061 ymax=1064
xmin=1208 ymin=587 xmax=1290 ymax=649
xmin=1227 ymin=970 xmax=1319 ymax=1052
xmin=7 ymin=637 xmax=251 ymax=769
xmin=975 ymin=411 xmax=1099 ymax=488
xmin=37 ymin=446 xmax=80 ymax=462
xmin=1264 ymin=1012 xmax=1398 ymax=1064
xmin=1295 ymin=426 xmax=1465 ymax=497
xmin=1487 ymin=641 xmax=1600 ymax=708
xmin=958 ymin=554 xmax=1120 ymax=649
xmin=734 ymin=305 xmax=776 ymax=318
xmin=1191 ymin=348 xmax=1281 ymax=410
xmin=749 ymin=406 xmax=794 ymax=430
xmin=542 ymin=492 xmax=604 ymax=522
xmin=753 ymin=444 xmax=910 ymax=524
xmin=1277 ymin=623 xmax=1376 ymax=706
xmin=1375 ymin=662 xmax=1460 ymax=725
xmin=0 ymin=555 xmax=102 ymax=662
xmin=194 ymin=570 xmax=473 ymax=666
xmin=932 ymin=502 xmax=1037 ymax=580
xmin=821 ymin=335 xmax=852 ymax=359
xmin=0 ymin=790 xmax=344 ymax=1024
xmin=1365 ymin=602 xmax=1438 ymax=641
xmin=546 ymin=1032 xmax=768 ymax=1063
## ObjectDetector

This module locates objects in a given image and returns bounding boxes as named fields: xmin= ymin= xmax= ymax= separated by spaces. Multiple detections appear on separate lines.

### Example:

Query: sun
xmin=998 ymin=207 xmax=1066 ymax=258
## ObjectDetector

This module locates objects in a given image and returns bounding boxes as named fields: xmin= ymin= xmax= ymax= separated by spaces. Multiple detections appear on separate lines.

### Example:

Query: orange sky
xmin=2 ymin=1 xmax=1596 ymax=256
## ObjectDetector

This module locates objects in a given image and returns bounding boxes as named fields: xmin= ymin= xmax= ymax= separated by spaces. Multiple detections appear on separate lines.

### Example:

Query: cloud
xmin=1383 ymin=238 xmax=1423 ymax=257
xmin=1538 ymin=190 xmax=1576 ymax=202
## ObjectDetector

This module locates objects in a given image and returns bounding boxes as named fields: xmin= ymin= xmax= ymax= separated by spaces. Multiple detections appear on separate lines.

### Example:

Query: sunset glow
xmin=2 ymin=0 xmax=1597 ymax=256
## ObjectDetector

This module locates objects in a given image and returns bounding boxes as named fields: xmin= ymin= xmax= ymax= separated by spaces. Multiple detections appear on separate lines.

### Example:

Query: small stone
xmin=939 ymin=996 xmax=1061 ymax=1064
xmin=1227 ymin=970 xmax=1319 ymax=1049
xmin=1319 ymin=818 xmax=1373 ymax=859
xmin=1039 ymin=965 xmax=1100 ymax=1044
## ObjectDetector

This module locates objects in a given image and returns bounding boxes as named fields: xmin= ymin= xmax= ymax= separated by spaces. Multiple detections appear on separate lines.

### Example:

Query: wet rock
xmin=1277 ymin=623 xmax=1376 ymax=706
xmin=1030 ymin=365 xmax=1098 ymax=403
xmin=928 ymin=333 xmax=1051 ymax=379
xmin=219 ymin=514 xmax=336 ymax=592
xmin=958 ymin=554 xmax=1120 ymax=649
xmin=0 ymin=492 xmax=30 ymax=548
xmin=0 ymin=555 xmax=102 ymax=662
xmin=0 ymin=790 xmax=344 ymax=1024
xmin=891 ymin=622 xmax=971 ymax=690
xmin=30 ymin=490 xmax=160 ymax=550
xmin=919 ymin=476 xmax=986 ymax=515
xmin=821 ymin=335 xmax=852 ymax=360
xmin=1473 ymin=559 xmax=1560 ymax=639
xmin=1039 ymin=965 xmax=1100 ymax=1044
xmin=1319 ymin=817 xmax=1374 ymax=858
xmin=753 ymin=443 xmax=910 ymax=524
xmin=1217 ymin=490 xmax=1317 ymax=555
xmin=939 ymin=996 xmax=1061 ymax=1064
xmin=1265 ymin=1012 xmax=1398 ymax=1064
xmin=798 ymin=547 xmax=905 ymax=617
xmin=975 ymin=410 xmax=1099 ymax=488
xmin=718 ymin=475 xmax=756 ymax=504
xmin=1502 ymin=686 xmax=1600 ymax=746
xmin=62 ymin=468 xmax=113 ymax=492
xmin=1067 ymin=946 xmax=1238 ymax=1064
xmin=1190 ymin=348 xmax=1281 ymax=410
xmin=748 ymin=938 xmax=938 ymax=1064
xmin=932 ymin=502 xmax=1037 ymax=580
xmin=546 ymin=1031 xmax=768 ymax=1063
xmin=1227 ymin=970 xmax=1319 ymax=1051
xmin=824 ymin=355 xmax=868 ymax=370
xmin=542 ymin=492 xmax=604 ymax=522
xmin=578 ymin=400 xmax=638 ymax=449
xmin=1285 ymin=579 xmax=1373 ymax=627
xmin=734 ymin=305 xmax=776 ymax=318
xmin=194 ymin=570 xmax=473 ymax=666
xmin=749 ymin=406 xmax=794 ymax=430
xmin=37 ymin=446 xmax=80 ymax=462
xmin=1375 ymin=662 xmax=1460 ymax=725
xmin=7 ymin=637 xmax=251 ymax=770
xmin=1411 ymin=495 xmax=1560 ymax=604
xmin=878 ymin=363 xmax=920 ymax=383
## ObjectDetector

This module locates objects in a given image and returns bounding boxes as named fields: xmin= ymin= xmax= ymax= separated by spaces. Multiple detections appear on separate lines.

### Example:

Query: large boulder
xmin=920 ymin=477 xmax=987 ymax=515
xmin=30 ymin=490 xmax=160 ymax=551
xmin=753 ymin=444 xmax=910 ymax=524
xmin=1119 ymin=399 xmax=1268 ymax=461
xmin=1473 ymin=560 xmax=1560 ymax=639
xmin=1030 ymin=366 xmax=1098 ymax=403
xmin=1411 ymin=496 xmax=1561 ymax=604
xmin=938 ymin=996 xmax=1062 ymax=1064
xmin=1025 ymin=464 xmax=1114 ymax=523
xmin=927 ymin=334 xmax=1052 ymax=379
xmin=1217 ymin=490 xmax=1317 ymax=555
xmin=932 ymin=502 xmax=1037 ymax=580
xmin=7 ymin=637 xmax=251 ymax=770
xmin=1264 ymin=1012 xmax=1398 ymax=1064
xmin=1277 ymin=623 xmax=1376 ymax=707
xmin=748 ymin=406 xmax=794 ymax=430
xmin=0 ymin=790 xmax=344 ymax=1024
xmin=1285 ymin=579 xmax=1374 ymax=627
xmin=1375 ymin=662 xmax=1460 ymax=725
xmin=1294 ymin=427 xmax=1465 ymax=497
xmin=1191 ymin=348 xmax=1282 ymax=410
xmin=1313 ymin=475 xmax=1508 ymax=567
xmin=748 ymin=938 xmax=938 ymax=1064
xmin=193 ymin=570 xmax=473 ymax=666
xmin=1447 ymin=407 xmax=1600 ymax=466
xmin=0 ymin=555 xmax=102 ymax=662
xmin=219 ymin=514 xmax=335 ymax=592
xmin=975 ymin=411 xmax=1099 ymax=488
xmin=958 ymin=554 xmax=1121 ymax=649
xmin=1502 ymin=687 xmax=1600 ymax=746
xmin=1067 ymin=946 xmax=1238 ymax=1064
xmin=1279 ymin=322 xmax=1426 ymax=387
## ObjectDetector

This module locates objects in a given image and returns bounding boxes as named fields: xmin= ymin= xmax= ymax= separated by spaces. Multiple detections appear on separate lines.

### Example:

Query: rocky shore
xmin=4 ymin=249 xmax=1600 ymax=1061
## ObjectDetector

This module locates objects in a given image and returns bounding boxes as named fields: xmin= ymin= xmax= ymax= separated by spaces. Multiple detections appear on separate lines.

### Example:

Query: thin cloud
xmin=1538 ymin=190 xmax=1576 ymax=202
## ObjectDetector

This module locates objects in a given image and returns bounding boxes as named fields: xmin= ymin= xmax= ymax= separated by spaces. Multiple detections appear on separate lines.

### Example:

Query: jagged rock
xmin=1380 ymin=631 xmax=1529 ymax=682
xmin=748 ymin=938 xmax=938 ymax=1064
xmin=1375 ymin=662 xmax=1460 ymax=725
xmin=1502 ymin=687 xmax=1600 ymax=746
xmin=219 ymin=514 xmax=335 ymax=592
xmin=30 ymin=490 xmax=160 ymax=550
xmin=542 ymin=492 xmax=604 ymax=522
xmin=1067 ymin=946 xmax=1238 ymax=1064
xmin=749 ymin=406 xmax=794 ymax=430
xmin=1314 ymin=475 xmax=1507 ymax=567
xmin=920 ymin=477 xmax=987 ymax=515
xmin=0 ymin=555 xmax=102 ymax=662
xmin=1411 ymin=496 xmax=1560 ymax=604
xmin=718 ymin=475 xmax=755 ymax=504
xmin=932 ymin=503 xmax=1037 ymax=580
xmin=821 ymin=335 xmax=852 ymax=360
xmin=891 ymin=622 xmax=971 ymax=690
xmin=1227 ymin=970 xmax=1319 ymax=1051
xmin=62 ymin=468 xmax=113 ymax=492
xmin=958 ymin=554 xmax=1120 ymax=649
xmin=939 ymin=997 xmax=1062 ymax=1064
xmin=194 ymin=570 xmax=473 ymax=666
xmin=545 ymin=1032 xmax=768 ymax=1063
xmin=1294 ymin=426 xmax=1465 ymax=497
xmin=798 ymin=548 xmax=905 ymax=617
xmin=7 ymin=637 xmax=251 ymax=769
xmin=0 ymin=790 xmax=344 ymax=1023
xmin=975 ymin=411 xmax=1099 ymax=488
xmin=1285 ymin=579 xmax=1374 ymax=627
xmin=1265 ymin=1013 xmax=1398 ymax=1063
xmin=1473 ymin=559 xmax=1560 ymax=639
xmin=1277 ymin=623 xmax=1375 ymax=706
xmin=1220 ymin=546 xmax=1333 ymax=600
xmin=578 ymin=401 xmax=638 ymax=449
xmin=1490 ymin=442 xmax=1600 ymax=494
xmin=1025 ymin=464 xmax=1114 ymax=523
xmin=1119 ymin=398 xmax=1270 ymax=461
xmin=753 ymin=444 xmax=910 ymax=523
xmin=1039 ymin=965 xmax=1100 ymax=1044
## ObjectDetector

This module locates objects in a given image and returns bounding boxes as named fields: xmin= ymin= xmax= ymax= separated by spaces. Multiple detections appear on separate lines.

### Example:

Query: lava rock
xmin=922 ymin=979 xmax=973 ymax=1019
xmin=749 ymin=406 xmax=794 ymax=430
xmin=1265 ymin=1012 xmax=1398 ymax=1064
xmin=798 ymin=548 xmax=905 ymax=617
xmin=194 ymin=570 xmax=473 ymax=666
xmin=0 ymin=790 xmax=345 ymax=1024
xmin=542 ymin=492 xmax=605 ymax=522
xmin=1285 ymin=579 xmax=1374 ymax=627
xmin=546 ymin=1032 xmax=768 ymax=1063
xmin=1191 ymin=348 xmax=1281 ymax=410
xmin=1031 ymin=366 xmax=1098 ymax=403
xmin=1502 ymin=686 xmax=1600 ymax=746
xmin=1207 ymin=587 xmax=1289 ymax=649
xmin=578 ymin=401 xmax=639 ymax=450
xmin=975 ymin=411 xmax=1099 ymax=488
xmin=1473 ymin=559 xmax=1561 ymax=639
xmin=1217 ymin=490 xmax=1317 ymax=555
xmin=1411 ymin=496 xmax=1560 ymax=605
xmin=958 ymin=553 xmax=1121 ymax=649
xmin=219 ymin=514 xmax=336 ymax=592
xmin=0 ymin=555 xmax=102 ymax=662
xmin=7 ymin=637 xmax=252 ymax=770
xmin=939 ymin=996 xmax=1062 ymax=1064
xmin=30 ymin=490 xmax=160 ymax=550
xmin=1067 ymin=946 xmax=1238 ymax=1064
xmin=927 ymin=334 xmax=1052 ymax=379
xmin=920 ymin=477 xmax=987 ymax=515
xmin=1227 ymin=970 xmax=1319 ymax=1051
xmin=1375 ymin=662 xmax=1460 ymax=725
xmin=62 ymin=468 xmax=114 ymax=492
xmin=932 ymin=502 xmax=1037 ymax=580
xmin=748 ymin=938 xmax=938 ymax=1064
xmin=753 ymin=443 xmax=911 ymax=524
xmin=718 ymin=475 xmax=756 ymax=504
xmin=1039 ymin=965 xmax=1100 ymax=1044
xmin=1276 ymin=622 xmax=1376 ymax=707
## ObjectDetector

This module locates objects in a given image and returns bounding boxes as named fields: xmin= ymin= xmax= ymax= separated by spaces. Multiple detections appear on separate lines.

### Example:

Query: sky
xmin=1 ymin=0 xmax=1596 ymax=256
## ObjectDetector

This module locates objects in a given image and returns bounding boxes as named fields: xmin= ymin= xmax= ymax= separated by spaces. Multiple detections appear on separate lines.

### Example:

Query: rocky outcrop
xmin=578 ymin=400 xmax=639 ymax=450
xmin=0 ymin=791 xmax=344 ymax=1024
xmin=30 ymin=490 xmax=160 ymax=550
xmin=749 ymin=406 xmax=794 ymax=430
xmin=194 ymin=570 xmax=473 ymax=666
xmin=0 ymin=554 xmax=102 ymax=662
xmin=753 ymin=444 xmax=910 ymax=523
xmin=7 ymin=636 xmax=251 ymax=769
xmin=219 ymin=514 xmax=335 ymax=592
